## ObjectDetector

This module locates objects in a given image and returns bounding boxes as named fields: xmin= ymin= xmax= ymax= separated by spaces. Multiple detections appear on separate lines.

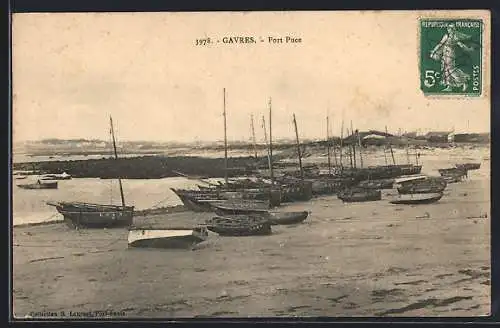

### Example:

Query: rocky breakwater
xmin=12 ymin=155 xmax=262 ymax=179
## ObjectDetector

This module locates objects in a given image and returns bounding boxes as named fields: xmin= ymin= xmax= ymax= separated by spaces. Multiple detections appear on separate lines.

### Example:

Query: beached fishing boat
xmin=267 ymin=211 xmax=309 ymax=225
xmin=205 ymin=215 xmax=272 ymax=236
xmin=389 ymin=192 xmax=443 ymax=205
xmin=171 ymin=187 xmax=281 ymax=211
xmin=127 ymin=226 xmax=208 ymax=249
xmin=337 ymin=188 xmax=381 ymax=202
xmin=48 ymin=201 xmax=134 ymax=228
xmin=46 ymin=116 xmax=134 ymax=228
xmin=17 ymin=180 xmax=58 ymax=189
xmin=170 ymin=189 xmax=221 ymax=212
xmin=394 ymin=175 xmax=447 ymax=194
xmin=15 ymin=176 xmax=27 ymax=180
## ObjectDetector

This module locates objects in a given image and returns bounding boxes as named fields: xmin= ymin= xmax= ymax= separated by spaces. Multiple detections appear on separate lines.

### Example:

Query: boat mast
xmin=339 ymin=120 xmax=344 ymax=169
xmin=223 ymin=88 xmax=228 ymax=185
xmin=250 ymin=114 xmax=258 ymax=158
xmin=357 ymin=129 xmax=364 ymax=168
xmin=292 ymin=113 xmax=304 ymax=180
xmin=262 ymin=115 xmax=272 ymax=181
xmin=406 ymin=136 xmax=410 ymax=164
xmin=383 ymin=142 xmax=388 ymax=165
xmin=348 ymin=128 xmax=353 ymax=168
xmin=326 ymin=115 xmax=332 ymax=176
xmin=331 ymin=115 xmax=338 ymax=167
xmin=268 ymin=98 xmax=274 ymax=185
xmin=351 ymin=120 xmax=356 ymax=169
xmin=385 ymin=125 xmax=396 ymax=165
xmin=109 ymin=116 xmax=126 ymax=208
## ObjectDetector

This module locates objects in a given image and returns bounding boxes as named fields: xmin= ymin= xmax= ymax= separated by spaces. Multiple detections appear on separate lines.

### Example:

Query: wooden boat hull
xmin=338 ymin=189 xmax=382 ymax=202
xmin=268 ymin=211 xmax=309 ymax=225
xmin=181 ymin=196 xmax=217 ymax=212
xmin=397 ymin=184 xmax=446 ymax=194
xmin=456 ymin=163 xmax=481 ymax=171
xmin=396 ymin=176 xmax=447 ymax=194
xmin=49 ymin=202 xmax=134 ymax=228
xmin=128 ymin=227 xmax=208 ymax=249
xmin=17 ymin=181 xmax=58 ymax=189
xmin=389 ymin=193 xmax=443 ymax=205
xmin=357 ymin=179 xmax=395 ymax=190
xmin=172 ymin=188 xmax=281 ymax=209
xmin=279 ymin=180 xmax=313 ymax=202
xmin=438 ymin=167 xmax=467 ymax=177
xmin=206 ymin=216 xmax=272 ymax=236
xmin=309 ymin=179 xmax=347 ymax=195
xmin=211 ymin=200 xmax=270 ymax=216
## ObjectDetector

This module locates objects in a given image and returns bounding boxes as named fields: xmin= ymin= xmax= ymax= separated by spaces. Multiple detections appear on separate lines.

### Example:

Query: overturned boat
xmin=205 ymin=215 xmax=272 ymax=236
xmin=17 ymin=180 xmax=58 ymax=190
xmin=128 ymin=226 xmax=208 ymax=249
xmin=389 ymin=192 xmax=443 ymax=205
xmin=337 ymin=188 xmax=382 ymax=203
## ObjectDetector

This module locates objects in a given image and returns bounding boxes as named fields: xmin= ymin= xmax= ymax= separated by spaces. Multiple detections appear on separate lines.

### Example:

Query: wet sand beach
xmin=13 ymin=173 xmax=490 ymax=318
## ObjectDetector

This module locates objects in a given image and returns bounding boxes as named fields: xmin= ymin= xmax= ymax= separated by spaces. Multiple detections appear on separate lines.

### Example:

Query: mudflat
xmin=13 ymin=177 xmax=489 ymax=318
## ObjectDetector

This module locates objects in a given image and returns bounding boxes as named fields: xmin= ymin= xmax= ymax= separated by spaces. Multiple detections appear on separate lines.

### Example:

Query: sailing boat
xmin=47 ymin=116 xmax=134 ymax=228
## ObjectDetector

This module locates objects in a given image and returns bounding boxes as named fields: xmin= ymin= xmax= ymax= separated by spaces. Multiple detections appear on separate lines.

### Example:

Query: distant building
xmin=424 ymin=131 xmax=452 ymax=143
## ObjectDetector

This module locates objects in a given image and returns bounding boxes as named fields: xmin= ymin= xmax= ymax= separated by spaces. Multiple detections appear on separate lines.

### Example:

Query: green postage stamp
xmin=420 ymin=19 xmax=483 ymax=96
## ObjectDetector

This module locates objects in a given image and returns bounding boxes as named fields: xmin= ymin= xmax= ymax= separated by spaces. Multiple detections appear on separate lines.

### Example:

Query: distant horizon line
xmin=15 ymin=130 xmax=491 ymax=145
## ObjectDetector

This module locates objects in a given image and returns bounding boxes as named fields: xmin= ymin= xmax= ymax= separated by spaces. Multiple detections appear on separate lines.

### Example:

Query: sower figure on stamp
xmin=429 ymin=23 xmax=475 ymax=92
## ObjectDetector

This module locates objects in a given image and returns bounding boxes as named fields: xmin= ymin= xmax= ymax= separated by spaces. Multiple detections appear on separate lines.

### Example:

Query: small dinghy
xmin=205 ymin=215 xmax=272 ymax=236
xmin=267 ymin=211 xmax=309 ymax=225
xmin=17 ymin=180 xmax=58 ymax=190
xmin=128 ymin=226 xmax=208 ymax=249
xmin=389 ymin=192 xmax=443 ymax=205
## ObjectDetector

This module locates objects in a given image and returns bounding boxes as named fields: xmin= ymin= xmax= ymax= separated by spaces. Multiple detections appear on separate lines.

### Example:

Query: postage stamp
xmin=420 ymin=19 xmax=483 ymax=96
xmin=11 ymin=11 xmax=490 ymax=319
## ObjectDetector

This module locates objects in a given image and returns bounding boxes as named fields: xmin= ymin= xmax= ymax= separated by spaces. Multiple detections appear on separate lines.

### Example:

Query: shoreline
xmin=13 ymin=205 xmax=189 ymax=228
xmin=11 ymin=143 xmax=489 ymax=180
xmin=13 ymin=177 xmax=490 ymax=317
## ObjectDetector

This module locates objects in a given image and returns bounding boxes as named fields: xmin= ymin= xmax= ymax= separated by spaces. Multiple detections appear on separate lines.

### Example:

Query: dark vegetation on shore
xmin=13 ymin=134 xmax=489 ymax=180
xmin=12 ymin=155 xmax=264 ymax=179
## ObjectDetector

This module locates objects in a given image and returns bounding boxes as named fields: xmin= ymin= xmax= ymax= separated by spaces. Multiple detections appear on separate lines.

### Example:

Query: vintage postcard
xmin=11 ymin=10 xmax=490 ymax=319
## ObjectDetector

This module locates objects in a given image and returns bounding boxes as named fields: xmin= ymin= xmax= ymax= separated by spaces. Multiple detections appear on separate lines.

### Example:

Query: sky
xmin=12 ymin=11 xmax=491 ymax=143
